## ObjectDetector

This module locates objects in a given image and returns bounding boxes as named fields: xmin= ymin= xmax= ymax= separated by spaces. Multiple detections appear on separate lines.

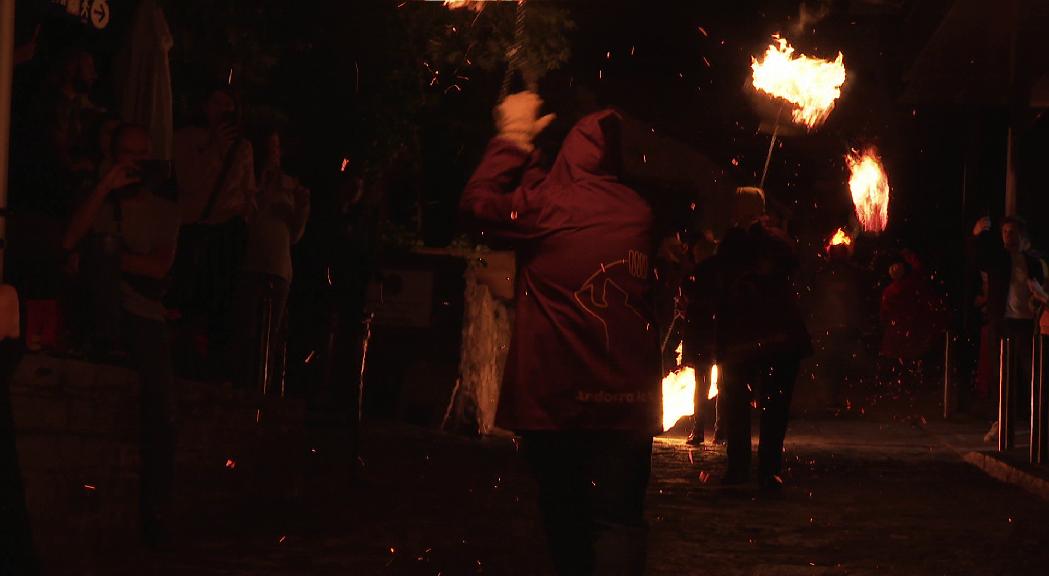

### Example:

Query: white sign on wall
xmin=51 ymin=0 xmax=111 ymax=30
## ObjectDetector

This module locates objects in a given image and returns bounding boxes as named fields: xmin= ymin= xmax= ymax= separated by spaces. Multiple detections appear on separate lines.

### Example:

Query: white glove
xmin=495 ymin=91 xmax=556 ymax=153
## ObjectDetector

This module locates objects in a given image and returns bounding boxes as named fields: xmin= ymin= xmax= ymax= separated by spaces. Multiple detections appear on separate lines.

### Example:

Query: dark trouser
xmin=1 ymin=341 xmax=39 ymax=575
xmin=722 ymin=356 xmax=800 ymax=481
xmin=168 ymin=221 xmax=246 ymax=378
xmin=230 ymin=272 xmax=289 ymax=392
xmin=122 ymin=312 xmax=175 ymax=542
xmin=1003 ymin=318 xmax=1034 ymax=420
xmin=520 ymin=431 xmax=652 ymax=576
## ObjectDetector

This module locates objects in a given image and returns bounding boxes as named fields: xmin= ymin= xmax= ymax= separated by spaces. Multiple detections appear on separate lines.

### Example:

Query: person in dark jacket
xmin=717 ymin=213 xmax=812 ymax=488
xmin=460 ymin=92 xmax=661 ymax=576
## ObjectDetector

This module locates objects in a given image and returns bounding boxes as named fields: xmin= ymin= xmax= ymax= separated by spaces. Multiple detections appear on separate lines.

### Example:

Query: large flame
xmin=846 ymin=148 xmax=890 ymax=233
xmin=662 ymin=366 xmax=696 ymax=432
xmin=751 ymin=35 xmax=846 ymax=129
xmin=662 ymin=342 xmax=696 ymax=431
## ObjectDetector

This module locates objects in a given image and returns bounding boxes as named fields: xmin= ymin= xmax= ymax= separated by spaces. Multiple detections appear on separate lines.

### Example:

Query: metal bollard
xmin=943 ymin=331 xmax=952 ymax=419
xmin=1032 ymin=333 xmax=1040 ymax=463
xmin=999 ymin=338 xmax=1014 ymax=451
xmin=258 ymin=282 xmax=275 ymax=397
xmin=1037 ymin=335 xmax=1048 ymax=465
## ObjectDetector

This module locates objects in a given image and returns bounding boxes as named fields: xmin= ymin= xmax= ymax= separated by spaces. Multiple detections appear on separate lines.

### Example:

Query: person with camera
xmin=63 ymin=123 xmax=181 ymax=546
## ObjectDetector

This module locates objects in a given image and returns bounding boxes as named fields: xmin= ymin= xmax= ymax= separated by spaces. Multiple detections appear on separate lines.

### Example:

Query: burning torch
xmin=749 ymin=35 xmax=847 ymax=190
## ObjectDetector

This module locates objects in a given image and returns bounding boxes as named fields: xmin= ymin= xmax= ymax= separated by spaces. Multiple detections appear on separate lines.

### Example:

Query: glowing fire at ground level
xmin=661 ymin=345 xmax=720 ymax=431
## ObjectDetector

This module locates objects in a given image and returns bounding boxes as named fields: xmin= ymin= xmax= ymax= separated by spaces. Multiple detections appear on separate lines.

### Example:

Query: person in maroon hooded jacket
xmin=460 ymin=92 xmax=662 ymax=575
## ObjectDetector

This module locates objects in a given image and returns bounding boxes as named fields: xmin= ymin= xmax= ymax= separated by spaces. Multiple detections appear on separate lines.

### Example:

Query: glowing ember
xmin=846 ymin=148 xmax=890 ymax=233
xmin=826 ymin=227 xmax=853 ymax=251
xmin=340 ymin=158 xmax=350 ymax=172
xmin=708 ymin=364 xmax=719 ymax=400
xmin=662 ymin=342 xmax=696 ymax=431
xmin=751 ymin=35 xmax=846 ymax=128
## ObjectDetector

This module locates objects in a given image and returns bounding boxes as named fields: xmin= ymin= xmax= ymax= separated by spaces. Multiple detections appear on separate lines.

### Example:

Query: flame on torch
xmin=846 ymin=148 xmax=890 ymax=233
xmin=825 ymin=227 xmax=853 ymax=253
xmin=751 ymin=35 xmax=846 ymax=129
xmin=708 ymin=364 xmax=719 ymax=400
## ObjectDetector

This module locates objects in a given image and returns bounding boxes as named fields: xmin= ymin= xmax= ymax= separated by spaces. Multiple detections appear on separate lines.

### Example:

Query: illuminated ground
xmin=143 ymin=417 xmax=1049 ymax=576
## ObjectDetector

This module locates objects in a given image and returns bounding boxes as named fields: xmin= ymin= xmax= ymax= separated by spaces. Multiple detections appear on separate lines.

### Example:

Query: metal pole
xmin=999 ymin=337 xmax=1014 ymax=451
xmin=500 ymin=0 xmax=530 ymax=98
xmin=0 ymin=0 xmax=16 ymax=283
xmin=1032 ymin=331 xmax=1040 ymax=461
xmin=1040 ymin=334 xmax=1049 ymax=464
xmin=259 ymin=285 xmax=274 ymax=397
xmin=357 ymin=312 xmax=374 ymax=425
xmin=943 ymin=330 xmax=952 ymax=419
xmin=1033 ymin=328 xmax=1039 ymax=463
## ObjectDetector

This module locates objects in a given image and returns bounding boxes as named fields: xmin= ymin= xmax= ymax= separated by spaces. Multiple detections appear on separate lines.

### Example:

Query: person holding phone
xmin=173 ymin=87 xmax=255 ymax=226
xmin=172 ymin=86 xmax=256 ymax=378
xmin=63 ymin=123 xmax=181 ymax=546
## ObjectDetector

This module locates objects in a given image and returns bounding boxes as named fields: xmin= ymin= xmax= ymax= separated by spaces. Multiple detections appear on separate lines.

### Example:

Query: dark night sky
xmin=14 ymin=0 xmax=1049 ymax=316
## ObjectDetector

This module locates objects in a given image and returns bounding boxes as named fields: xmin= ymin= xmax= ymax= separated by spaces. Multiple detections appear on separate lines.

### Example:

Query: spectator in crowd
xmin=62 ymin=124 xmax=181 ymax=545
xmin=683 ymin=232 xmax=722 ymax=446
xmin=173 ymin=87 xmax=255 ymax=226
xmin=806 ymin=230 xmax=868 ymax=409
xmin=878 ymin=251 xmax=947 ymax=390
xmin=171 ymin=87 xmax=255 ymax=377
xmin=63 ymin=113 xmax=125 ymax=357
xmin=460 ymin=92 xmax=661 ymax=575
xmin=972 ymin=216 xmax=1047 ymax=439
xmin=6 ymin=47 xmax=104 ymax=340
xmin=231 ymin=128 xmax=310 ymax=391
xmin=45 ymin=47 xmax=103 ymax=177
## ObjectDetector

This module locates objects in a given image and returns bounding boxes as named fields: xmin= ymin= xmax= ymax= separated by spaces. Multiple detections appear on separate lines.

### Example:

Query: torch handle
xmin=758 ymin=122 xmax=780 ymax=191
xmin=500 ymin=0 xmax=530 ymax=99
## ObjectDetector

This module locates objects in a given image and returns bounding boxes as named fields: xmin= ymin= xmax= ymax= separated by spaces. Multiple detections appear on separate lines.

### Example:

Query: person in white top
xmin=231 ymin=128 xmax=309 ymax=391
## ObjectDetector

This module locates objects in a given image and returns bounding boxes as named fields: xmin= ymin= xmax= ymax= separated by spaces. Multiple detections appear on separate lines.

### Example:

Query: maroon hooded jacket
xmin=460 ymin=110 xmax=662 ymax=433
